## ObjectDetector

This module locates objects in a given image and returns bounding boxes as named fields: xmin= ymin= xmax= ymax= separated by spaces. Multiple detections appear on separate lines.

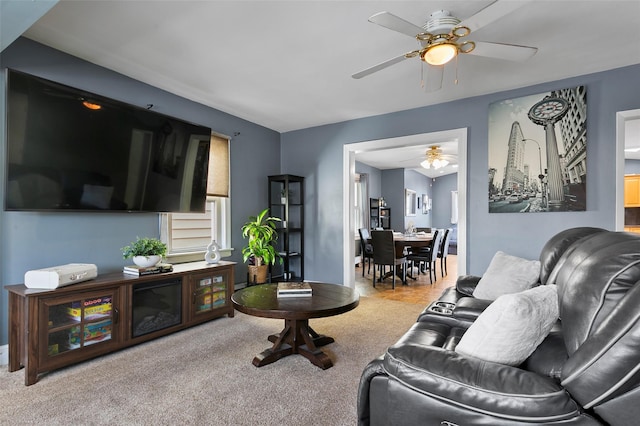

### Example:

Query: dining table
xmin=378 ymin=232 xmax=434 ymax=285
xmin=393 ymin=233 xmax=433 ymax=257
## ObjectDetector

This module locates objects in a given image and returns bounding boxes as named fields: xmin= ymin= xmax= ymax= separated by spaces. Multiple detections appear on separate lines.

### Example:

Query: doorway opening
xmin=616 ymin=109 xmax=640 ymax=231
xmin=342 ymin=128 xmax=468 ymax=288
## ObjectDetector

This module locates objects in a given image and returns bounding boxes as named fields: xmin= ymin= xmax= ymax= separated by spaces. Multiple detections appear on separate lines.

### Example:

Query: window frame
xmin=160 ymin=196 xmax=232 ymax=264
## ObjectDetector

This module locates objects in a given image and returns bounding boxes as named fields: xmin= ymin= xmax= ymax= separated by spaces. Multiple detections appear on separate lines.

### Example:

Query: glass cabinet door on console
xmin=39 ymin=289 xmax=120 ymax=369
xmin=189 ymin=269 xmax=232 ymax=323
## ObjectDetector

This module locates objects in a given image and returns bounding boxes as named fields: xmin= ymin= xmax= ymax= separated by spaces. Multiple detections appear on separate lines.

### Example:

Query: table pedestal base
xmin=252 ymin=319 xmax=334 ymax=369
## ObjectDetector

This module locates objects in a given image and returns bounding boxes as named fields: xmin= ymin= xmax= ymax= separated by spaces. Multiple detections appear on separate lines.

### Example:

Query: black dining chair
xmin=438 ymin=228 xmax=453 ymax=277
xmin=406 ymin=229 xmax=442 ymax=284
xmin=371 ymin=230 xmax=406 ymax=289
xmin=358 ymin=228 xmax=374 ymax=277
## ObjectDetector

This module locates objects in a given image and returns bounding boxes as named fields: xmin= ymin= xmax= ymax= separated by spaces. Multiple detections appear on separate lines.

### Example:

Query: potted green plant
xmin=241 ymin=208 xmax=282 ymax=284
xmin=121 ymin=237 xmax=167 ymax=268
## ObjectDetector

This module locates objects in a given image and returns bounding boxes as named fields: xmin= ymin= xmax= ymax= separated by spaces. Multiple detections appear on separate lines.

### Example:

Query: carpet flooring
xmin=0 ymin=296 xmax=425 ymax=426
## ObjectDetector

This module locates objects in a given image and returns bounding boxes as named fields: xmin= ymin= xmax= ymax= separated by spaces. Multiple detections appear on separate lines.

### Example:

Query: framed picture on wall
xmin=405 ymin=189 xmax=417 ymax=216
xmin=422 ymin=194 xmax=431 ymax=214
xmin=488 ymin=85 xmax=587 ymax=213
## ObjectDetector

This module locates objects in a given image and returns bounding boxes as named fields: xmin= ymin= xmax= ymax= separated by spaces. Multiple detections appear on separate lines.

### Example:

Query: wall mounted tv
xmin=5 ymin=69 xmax=212 ymax=213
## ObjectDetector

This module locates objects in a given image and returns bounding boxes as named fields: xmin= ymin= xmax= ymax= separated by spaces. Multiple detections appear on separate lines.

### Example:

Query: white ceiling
xmin=21 ymin=1 xmax=640 ymax=176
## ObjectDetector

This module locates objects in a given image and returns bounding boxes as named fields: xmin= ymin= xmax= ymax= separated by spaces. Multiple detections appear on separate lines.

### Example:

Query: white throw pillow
xmin=473 ymin=251 xmax=541 ymax=300
xmin=455 ymin=285 xmax=559 ymax=366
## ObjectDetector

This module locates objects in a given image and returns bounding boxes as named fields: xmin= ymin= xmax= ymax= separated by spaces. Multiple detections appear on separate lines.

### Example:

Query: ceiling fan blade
xmin=458 ymin=0 xmax=533 ymax=33
xmin=423 ymin=65 xmax=443 ymax=92
xmin=368 ymin=11 xmax=425 ymax=38
xmin=467 ymin=41 xmax=537 ymax=62
xmin=352 ymin=53 xmax=411 ymax=79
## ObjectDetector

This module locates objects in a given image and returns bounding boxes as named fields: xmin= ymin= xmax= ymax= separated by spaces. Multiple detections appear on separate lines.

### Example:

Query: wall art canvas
xmin=488 ymin=86 xmax=586 ymax=213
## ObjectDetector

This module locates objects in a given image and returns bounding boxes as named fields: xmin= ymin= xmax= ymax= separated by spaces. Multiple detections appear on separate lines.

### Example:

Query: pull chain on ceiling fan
xmin=352 ymin=0 xmax=538 ymax=91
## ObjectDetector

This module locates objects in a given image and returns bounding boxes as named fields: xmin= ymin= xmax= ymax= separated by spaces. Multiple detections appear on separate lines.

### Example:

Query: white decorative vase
xmin=205 ymin=240 xmax=221 ymax=264
xmin=133 ymin=255 xmax=161 ymax=268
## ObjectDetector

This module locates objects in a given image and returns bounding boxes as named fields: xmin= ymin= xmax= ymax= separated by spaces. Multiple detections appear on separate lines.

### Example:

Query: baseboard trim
xmin=0 ymin=344 xmax=8 ymax=366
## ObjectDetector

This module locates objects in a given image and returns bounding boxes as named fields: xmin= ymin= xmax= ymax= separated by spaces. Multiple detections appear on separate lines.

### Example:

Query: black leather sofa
xmin=358 ymin=227 xmax=640 ymax=425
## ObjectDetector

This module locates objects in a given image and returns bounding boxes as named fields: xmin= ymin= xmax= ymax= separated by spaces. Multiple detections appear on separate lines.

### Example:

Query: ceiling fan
xmin=352 ymin=0 xmax=538 ymax=91
xmin=421 ymin=146 xmax=454 ymax=169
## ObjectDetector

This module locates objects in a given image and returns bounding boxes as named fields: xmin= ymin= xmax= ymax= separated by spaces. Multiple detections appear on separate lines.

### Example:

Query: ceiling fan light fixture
xmin=423 ymin=43 xmax=457 ymax=66
xmin=421 ymin=146 xmax=450 ymax=169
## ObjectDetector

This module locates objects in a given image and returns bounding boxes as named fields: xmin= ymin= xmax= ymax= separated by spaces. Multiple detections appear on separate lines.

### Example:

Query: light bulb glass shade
xmin=423 ymin=43 xmax=457 ymax=66
xmin=421 ymin=158 xmax=449 ymax=169
xmin=432 ymin=158 xmax=449 ymax=169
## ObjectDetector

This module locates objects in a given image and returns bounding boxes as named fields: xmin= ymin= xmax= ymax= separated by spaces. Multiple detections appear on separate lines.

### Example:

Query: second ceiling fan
xmin=352 ymin=0 xmax=538 ymax=91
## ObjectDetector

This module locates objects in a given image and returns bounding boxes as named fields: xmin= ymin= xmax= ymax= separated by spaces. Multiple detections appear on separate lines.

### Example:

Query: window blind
xmin=207 ymin=134 xmax=229 ymax=197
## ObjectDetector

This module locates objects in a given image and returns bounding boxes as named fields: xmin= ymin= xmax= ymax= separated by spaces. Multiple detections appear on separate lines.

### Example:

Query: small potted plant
xmin=280 ymin=188 xmax=294 ymax=204
xmin=122 ymin=237 xmax=167 ymax=267
xmin=241 ymin=208 xmax=282 ymax=284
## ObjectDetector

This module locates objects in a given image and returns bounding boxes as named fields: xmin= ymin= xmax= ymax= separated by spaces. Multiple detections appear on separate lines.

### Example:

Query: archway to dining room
xmin=342 ymin=128 xmax=468 ymax=289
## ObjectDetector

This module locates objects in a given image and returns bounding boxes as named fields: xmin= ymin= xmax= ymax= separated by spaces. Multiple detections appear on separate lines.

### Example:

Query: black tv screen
xmin=5 ymin=69 xmax=211 ymax=213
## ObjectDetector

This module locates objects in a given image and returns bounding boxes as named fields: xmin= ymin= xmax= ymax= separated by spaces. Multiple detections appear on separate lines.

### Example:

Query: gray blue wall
xmin=281 ymin=64 xmax=640 ymax=286
xmin=0 ymin=38 xmax=281 ymax=345
xmin=432 ymin=173 xmax=458 ymax=243
xmin=381 ymin=169 xmax=404 ymax=231
xmin=626 ymin=160 xmax=640 ymax=175
xmin=403 ymin=170 xmax=432 ymax=230
xmin=355 ymin=161 xmax=382 ymax=202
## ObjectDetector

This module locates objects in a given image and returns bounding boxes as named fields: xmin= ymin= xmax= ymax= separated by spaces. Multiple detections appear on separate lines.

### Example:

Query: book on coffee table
xmin=277 ymin=281 xmax=312 ymax=297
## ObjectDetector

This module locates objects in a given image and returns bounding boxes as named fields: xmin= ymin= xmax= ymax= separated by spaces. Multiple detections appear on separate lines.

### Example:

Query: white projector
xmin=24 ymin=263 xmax=98 ymax=289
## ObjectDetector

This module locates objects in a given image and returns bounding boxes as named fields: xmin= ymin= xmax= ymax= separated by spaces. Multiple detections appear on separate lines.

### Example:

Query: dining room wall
xmin=404 ymin=169 xmax=432 ymax=230
xmin=381 ymin=169 xmax=404 ymax=231
xmin=432 ymin=173 xmax=458 ymax=245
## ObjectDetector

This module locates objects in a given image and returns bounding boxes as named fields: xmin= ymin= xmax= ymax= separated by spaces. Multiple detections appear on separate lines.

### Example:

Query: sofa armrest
xmin=452 ymin=296 xmax=492 ymax=322
xmin=357 ymin=355 xmax=385 ymax=425
xmin=383 ymin=343 xmax=582 ymax=421
xmin=456 ymin=274 xmax=481 ymax=296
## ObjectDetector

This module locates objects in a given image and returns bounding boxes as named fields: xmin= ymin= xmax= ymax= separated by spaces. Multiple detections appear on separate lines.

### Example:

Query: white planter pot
xmin=132 ymin=255 xmax=161 ymax=268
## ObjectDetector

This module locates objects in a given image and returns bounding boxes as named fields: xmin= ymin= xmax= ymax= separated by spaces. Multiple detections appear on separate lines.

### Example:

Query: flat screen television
xmin=5 ymin=69 xmax=212 ymax=213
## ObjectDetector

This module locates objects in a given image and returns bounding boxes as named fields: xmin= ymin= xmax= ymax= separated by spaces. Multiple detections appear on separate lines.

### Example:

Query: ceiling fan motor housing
xmin=423 ymin=10 xmax=461 ymax=35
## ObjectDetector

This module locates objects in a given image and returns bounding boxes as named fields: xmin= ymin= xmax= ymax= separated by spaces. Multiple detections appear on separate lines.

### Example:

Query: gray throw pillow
xmin=455 ymin=285 xmax=559 ymax=366
xmin=473 ymin=251 xmax=541 ymax=300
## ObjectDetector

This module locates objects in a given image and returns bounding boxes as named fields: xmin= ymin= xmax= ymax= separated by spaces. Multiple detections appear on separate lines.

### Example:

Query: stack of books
xmin=277 ymin=281 xmax=312 ymax=298
xmin=123 ymin=263 xmax=173 ymax=276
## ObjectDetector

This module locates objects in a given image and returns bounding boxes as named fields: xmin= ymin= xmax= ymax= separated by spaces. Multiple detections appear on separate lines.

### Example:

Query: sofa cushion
xmin=456 ymin=285 xmax=559 ymax=366
xmin=522 ymin=322 xmax=567 ymax=383
xmin=473 ymin=251 xmax=541 ymax=300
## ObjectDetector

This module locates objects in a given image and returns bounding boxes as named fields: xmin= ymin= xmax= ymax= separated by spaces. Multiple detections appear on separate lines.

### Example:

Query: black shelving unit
xmin=268 ymin=175 xmax=304 ymax=281
xmin=370 ymin=198 xmax=390 ymax=230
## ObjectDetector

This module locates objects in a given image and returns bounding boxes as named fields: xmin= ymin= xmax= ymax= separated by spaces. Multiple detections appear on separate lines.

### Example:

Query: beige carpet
xmin=0 ymin=296 xmax=425 ymax=426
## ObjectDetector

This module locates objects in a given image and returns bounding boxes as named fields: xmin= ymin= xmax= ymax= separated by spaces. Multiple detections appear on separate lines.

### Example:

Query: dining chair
xmin=371 ymin=230 xmax=406 ymax=289
xmin=437 ymin=228 xmax=453 ymax=277
xmin=358 ymin=228 xmax=374 ymax=276
xmin=406 ymin=229 xmax=442 ymax=284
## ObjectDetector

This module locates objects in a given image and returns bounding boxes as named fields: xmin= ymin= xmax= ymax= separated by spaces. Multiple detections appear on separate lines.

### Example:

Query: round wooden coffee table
xmin=231 ymin=282 xmax=359 ymax=369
